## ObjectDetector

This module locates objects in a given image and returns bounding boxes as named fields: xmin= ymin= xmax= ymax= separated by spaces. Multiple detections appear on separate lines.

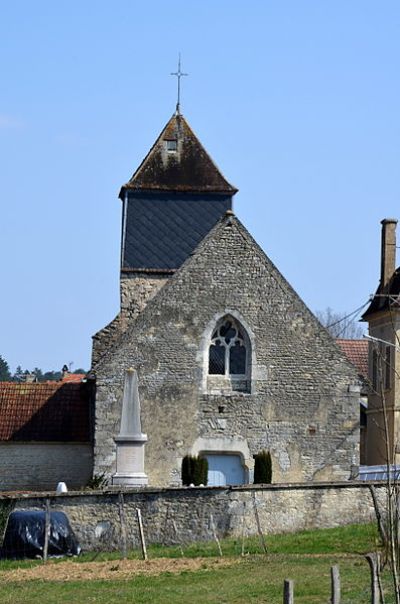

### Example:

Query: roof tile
xmin=336 ymin=339 xmax=368 ymax=378
xmin=0 ymin=381 xmax=92 ymax=442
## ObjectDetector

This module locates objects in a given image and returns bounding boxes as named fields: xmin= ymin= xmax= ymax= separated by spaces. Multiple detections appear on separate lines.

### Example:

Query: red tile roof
xmin=0 ymin=381 xmax=92 ymax=442
xmin=336 ymin=339 xmax=369 ymax=379
xmin=61 ymin=373 xmax=86 ymax=383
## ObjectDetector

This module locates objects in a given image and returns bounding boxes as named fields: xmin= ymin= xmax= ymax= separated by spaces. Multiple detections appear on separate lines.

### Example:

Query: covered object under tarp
xmin=1 ymin=510 xmax=81 ymax=559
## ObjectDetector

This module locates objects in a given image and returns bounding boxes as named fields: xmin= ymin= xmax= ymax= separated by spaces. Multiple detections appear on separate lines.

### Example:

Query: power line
xmin=325 ymin=300 xmax=371 ymax=330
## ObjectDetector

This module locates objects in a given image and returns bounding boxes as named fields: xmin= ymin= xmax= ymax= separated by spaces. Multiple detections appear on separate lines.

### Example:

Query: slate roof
xmin=362 ymin=267 xmax=400 ymax=319
xmin=0 ymin=381 xmax=92 ymax=442
xmin=336 ymin=339 xmax=369 ymax=379
xmin=122 ymin=194 xmax=232 ymax=271
xmin=120 ymin=113 xmax=237 ymax=197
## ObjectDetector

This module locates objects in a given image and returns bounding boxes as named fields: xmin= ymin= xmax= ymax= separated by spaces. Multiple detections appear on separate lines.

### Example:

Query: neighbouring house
xmin=0 ymin=376 xmax=94 ymax=491
xmin=336 ymin=338 xmax=369 ymax=464
xmin=91 ymin=109 xmax=361 ymax=487
xmin=362 ymin=218 xmax=400 ymax=465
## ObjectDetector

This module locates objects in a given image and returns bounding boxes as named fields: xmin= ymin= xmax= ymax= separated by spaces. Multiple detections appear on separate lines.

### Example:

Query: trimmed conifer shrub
xmin=197 ymin=456 xmax=208 ymax=486
xmin=254 ymin=450 xmax=272 ymax=484
xmin=181 ymin=455 xmax=194 ymax=486
xmin=181 ymin=455 xmax=208 ymax=486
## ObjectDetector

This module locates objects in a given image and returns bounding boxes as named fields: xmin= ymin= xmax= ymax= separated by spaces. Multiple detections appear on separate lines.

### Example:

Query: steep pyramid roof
xmin=120 ymin=113 xmax=237 ymax=198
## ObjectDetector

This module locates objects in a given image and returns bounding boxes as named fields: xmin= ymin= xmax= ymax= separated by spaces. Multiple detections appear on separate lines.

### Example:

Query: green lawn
xmin=0 ymin=523 xmax=394 ymax=604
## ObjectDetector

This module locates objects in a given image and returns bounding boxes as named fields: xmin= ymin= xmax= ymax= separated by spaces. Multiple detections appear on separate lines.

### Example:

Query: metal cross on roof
xmin=171 ymin=54 xmax=188 ymax=114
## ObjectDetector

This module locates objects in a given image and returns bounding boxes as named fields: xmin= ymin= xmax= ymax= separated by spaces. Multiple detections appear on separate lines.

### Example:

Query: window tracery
xmin=208 ymin=318 xmax=247 ymax=376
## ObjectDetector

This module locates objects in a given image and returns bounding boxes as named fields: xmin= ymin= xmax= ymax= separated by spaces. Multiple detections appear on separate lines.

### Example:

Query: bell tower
xmin=92 ymin=113 xmax=237 ymax=366
xmin=118 ymin=112 xmax=237 ymax=322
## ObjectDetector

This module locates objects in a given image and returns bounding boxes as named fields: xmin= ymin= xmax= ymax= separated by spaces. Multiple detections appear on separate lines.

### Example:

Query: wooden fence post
xmin=331 ymin=565 xmax=341 ymax=604
xmin=252 ymin=491 xmax=267 ymax=554
xmin=283 ymin=579 xmax=294 ymax=604
xmin=118 ymin=492 xmax=128 ymax=559
xmin=210 ymin=514 xmax=223 ymax=557
xmin=171 ymin=519 xmax=184 ymax=557
xmin=136 ymin=508 xmax=148 ymax=561
xmin=365 ymin=553 xmax=380 ymax=604
xmin=43 ymin=498 xmax=50 ymax=564
xmin=241 ymin=501 xmax=246 ymax=556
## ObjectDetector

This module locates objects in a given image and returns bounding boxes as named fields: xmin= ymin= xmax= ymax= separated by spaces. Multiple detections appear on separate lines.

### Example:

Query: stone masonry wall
xmin=6 ymin=482 xmax=382 ymax=551
xmin=92 ymin=273 xmax=169 ymax=367
xmin=120 ymin=273 xmax=169 ymax=323
xmin=93 ymin=215 xmax=360 ymax=487
xmin=92 ymin=314 xmax=123 ymax=367
xmin=0 ymin=443 xmax=93 ymax=491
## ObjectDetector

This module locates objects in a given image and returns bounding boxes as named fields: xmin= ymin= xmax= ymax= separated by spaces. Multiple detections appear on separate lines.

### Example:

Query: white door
xmin=205 ymin=454 xmax=245 ymax=486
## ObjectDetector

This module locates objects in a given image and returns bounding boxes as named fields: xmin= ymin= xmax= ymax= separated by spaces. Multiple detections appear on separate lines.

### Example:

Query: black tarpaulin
xmin=1 ymin=510 xmax=81 ymax=559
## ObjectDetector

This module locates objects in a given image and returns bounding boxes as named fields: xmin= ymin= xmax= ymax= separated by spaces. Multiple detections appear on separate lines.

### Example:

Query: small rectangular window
xmin=166 ymin=140 xmax=177 ymax=152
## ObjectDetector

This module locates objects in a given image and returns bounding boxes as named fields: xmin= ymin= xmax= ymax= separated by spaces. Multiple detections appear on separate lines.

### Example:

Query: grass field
xmin=0 ymin=523 xmax=394 ymax=603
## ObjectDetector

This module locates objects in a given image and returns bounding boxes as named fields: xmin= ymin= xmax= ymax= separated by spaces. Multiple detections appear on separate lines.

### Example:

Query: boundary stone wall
xmin=2 ymin=481 xmax=383 ymax=552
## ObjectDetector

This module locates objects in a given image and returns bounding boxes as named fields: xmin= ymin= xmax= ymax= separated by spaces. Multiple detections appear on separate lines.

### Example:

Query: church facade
xmin=92 ymin=112 xmax=360 ymax=487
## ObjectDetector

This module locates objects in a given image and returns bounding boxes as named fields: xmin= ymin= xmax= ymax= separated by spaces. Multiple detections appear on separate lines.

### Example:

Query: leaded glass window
xmin=208 ymin=318 xmax=247 ymax=376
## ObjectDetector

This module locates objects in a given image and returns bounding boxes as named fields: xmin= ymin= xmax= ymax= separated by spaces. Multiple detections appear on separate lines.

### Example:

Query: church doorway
xmin=205 ymin=454 xmax=246 ymax=486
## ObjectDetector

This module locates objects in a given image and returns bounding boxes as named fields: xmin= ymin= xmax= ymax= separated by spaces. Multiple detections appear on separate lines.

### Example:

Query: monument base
xmin=112 ymin=472 xmax=148 ymax=487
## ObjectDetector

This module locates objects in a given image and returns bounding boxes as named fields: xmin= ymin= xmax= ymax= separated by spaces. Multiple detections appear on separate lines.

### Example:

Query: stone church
xmin=92 ymin=110 xmax=360 ymax=487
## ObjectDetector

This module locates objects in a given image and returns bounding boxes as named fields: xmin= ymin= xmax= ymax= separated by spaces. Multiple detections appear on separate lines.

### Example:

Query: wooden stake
xmin=136 ymin=508 xmax=148 ymax=561
xmin=118 ymin=492 xmax=128 ymax=559
xmin=210 ymin=514 xmax=222 ymax=557
xmin=241 ymin=501 xmax=246 ymax=556
xmin=252 ymin=491 xmax=267 ymax=554
xmin=171 ymin=519 xmax=184 ymax=557
xmin=283 ymin=579 xmax=294 ymax=604
xmin=162 ymin=504 xmax=170 ymax=544
xmin=330 ymin=565 xmax=341 ymax=604
xmin=43 ymin=498 xmax=50 ymax=564
xmin=365 ymin=553 xmax=380 ymax=604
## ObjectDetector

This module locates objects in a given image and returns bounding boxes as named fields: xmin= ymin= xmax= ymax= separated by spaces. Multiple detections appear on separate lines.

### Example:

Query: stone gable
xmin=93 ymin=213 xmax=360 ymax=486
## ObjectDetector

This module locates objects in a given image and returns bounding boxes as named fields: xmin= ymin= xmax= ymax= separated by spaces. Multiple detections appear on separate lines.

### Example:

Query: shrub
xmin=196 ymin=457 xmax=208 ymax=486
xmin=181 ymin=455 xmax=194 ymax=486
xmin=86 ymin=472 xmax=108 ymax=490
xmin=254 ymin=450 xmax=272 ymax=484
xmin=182 ymin=455 xmax=208 ymax=486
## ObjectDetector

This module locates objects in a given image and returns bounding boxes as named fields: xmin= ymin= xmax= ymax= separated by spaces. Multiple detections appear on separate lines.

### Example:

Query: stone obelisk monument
xmin=112 ymin=368 xmax=148 ymax=486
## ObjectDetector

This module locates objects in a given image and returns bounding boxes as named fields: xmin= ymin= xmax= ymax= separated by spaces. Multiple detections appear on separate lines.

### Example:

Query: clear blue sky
xmin=1 ymin=1 xmax=399 ymax=373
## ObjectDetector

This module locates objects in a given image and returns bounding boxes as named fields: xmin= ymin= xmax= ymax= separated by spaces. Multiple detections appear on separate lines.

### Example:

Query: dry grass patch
xmin=0 ymin=556 xmax=236 ymax=583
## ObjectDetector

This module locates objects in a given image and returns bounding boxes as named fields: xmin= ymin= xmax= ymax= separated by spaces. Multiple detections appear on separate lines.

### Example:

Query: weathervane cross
xmin=171 ymin=54 xmax=188 ymax=114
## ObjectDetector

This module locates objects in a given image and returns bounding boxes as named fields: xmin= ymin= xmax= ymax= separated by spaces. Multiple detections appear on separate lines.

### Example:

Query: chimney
xmin=380 ymin=218 xmax=397 ymax=288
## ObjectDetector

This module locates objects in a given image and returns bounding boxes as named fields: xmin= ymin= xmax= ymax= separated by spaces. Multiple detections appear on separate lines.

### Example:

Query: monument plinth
xmin=112 ymin=368 xmax=148 ymax=487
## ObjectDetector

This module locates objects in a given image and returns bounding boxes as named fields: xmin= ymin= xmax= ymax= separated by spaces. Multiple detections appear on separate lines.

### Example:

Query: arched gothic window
xmin=208 ymin=318 xmax=248 ymax=377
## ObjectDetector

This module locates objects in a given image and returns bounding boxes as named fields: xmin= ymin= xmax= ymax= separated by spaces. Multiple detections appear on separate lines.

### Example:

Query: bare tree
xmin=367 ymin=331 xmax=400 ymax=603
xmin=316 ymin=307 xmax=365 ymax=339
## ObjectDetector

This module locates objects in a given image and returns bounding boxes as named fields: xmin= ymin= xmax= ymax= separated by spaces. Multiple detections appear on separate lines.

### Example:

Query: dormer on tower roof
xmin=119 ymin=113 xmax=237 ymax=199
xmin=119 ymin=112 xmax=237 ymax=273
